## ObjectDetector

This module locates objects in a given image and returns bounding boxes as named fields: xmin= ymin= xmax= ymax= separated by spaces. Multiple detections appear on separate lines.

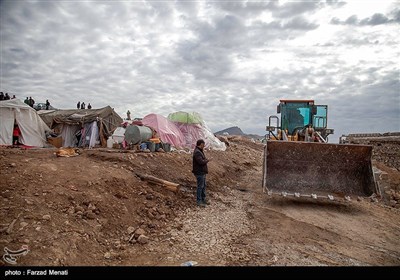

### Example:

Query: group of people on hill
xmin=76 ymin=101 xmax=92 ymax=109
xmin=1 ymin=92 xmax=53 ymax=110
xmin=24 ymin=97 xmax=51 ymax=109
xmin=0 ymin=92 xmax=16 ymax=100
xmin=24 ymin=97 xmax=36 ymax=108
xmin=2 ymin=92 xmax=92 ymax=111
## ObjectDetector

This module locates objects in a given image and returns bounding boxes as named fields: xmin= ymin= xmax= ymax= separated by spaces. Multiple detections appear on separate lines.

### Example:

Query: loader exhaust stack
xmin=262 ymin=141 xmax=377 ymax=198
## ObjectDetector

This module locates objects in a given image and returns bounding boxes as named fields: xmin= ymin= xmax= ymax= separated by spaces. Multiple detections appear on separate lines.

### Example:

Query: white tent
xmin=0 ymin=99 xmax=50 ymax=147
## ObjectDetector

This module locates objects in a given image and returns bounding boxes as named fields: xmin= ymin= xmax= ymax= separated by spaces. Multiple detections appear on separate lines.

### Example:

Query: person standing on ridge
xmin=28 ymin=97 xmax=35 ymax=107
xmin=192 ymin=139 xmax=212 ymax=207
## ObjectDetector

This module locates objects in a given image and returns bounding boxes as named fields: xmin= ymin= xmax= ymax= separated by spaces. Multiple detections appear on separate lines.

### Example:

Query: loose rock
xmin=137 ymin=235 xmax=149 ymax=244
xmin=42 ymin=215 xmax=51 ymax=221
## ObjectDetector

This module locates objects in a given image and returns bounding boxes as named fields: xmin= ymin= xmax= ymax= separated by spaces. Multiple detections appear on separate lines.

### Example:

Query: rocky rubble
xmin=372 ymin=142 xmax=400 ymax=171
xmin=348 ymin=136 xmax=400 ymax=171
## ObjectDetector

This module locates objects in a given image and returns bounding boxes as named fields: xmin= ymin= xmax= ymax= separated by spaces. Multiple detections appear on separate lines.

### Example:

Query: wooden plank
xmin=136 ymin=173 xmax=179 ymax=192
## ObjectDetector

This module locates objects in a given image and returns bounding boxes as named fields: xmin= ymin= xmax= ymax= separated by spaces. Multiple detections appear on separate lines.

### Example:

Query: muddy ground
xmin=1 ymin=137 xmax=399 ymax=266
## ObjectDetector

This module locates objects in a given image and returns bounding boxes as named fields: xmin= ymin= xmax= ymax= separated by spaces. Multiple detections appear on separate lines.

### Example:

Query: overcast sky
xmin=1 ymin=0 xmax=399 ymax=142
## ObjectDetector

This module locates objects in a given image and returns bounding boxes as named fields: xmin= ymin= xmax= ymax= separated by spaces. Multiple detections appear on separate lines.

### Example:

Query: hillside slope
xmin=1 ymin=137 xmax=399 ymax=266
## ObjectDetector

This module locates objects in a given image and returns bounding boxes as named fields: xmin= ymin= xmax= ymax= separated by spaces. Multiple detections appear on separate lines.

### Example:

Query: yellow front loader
xmin=262 ymin=100 xmax=377 ymax=200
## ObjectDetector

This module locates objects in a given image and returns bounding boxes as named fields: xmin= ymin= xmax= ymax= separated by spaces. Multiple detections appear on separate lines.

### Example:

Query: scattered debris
xmin=180 ymin=261 xmax=198 ymax=266
xmin=127 ymin=226 xmax=135 ymax=235
xmin=136 ymin=173 xmax=179 ymax=193
xmin=137 ymin=235 xmax=149 ymax=244
xmin=6 ymin=213 xmax=21 ymax=234
xmin=42 ymin=215 xmax=51 ymax=221
xmin=55 ymin=147 xmax=80 ymax=157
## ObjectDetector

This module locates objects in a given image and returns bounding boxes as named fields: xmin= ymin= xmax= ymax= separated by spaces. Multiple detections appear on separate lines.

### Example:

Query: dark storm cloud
xmin=197 ymin=14 xmax=247 ymax=48
xmin=214 ymin=0 xmax=336 ymax=20
xmin=360 ymin=13 xmax=390 ymax=25
xmin=331 ymin=12 xmax=400 ymax=26
xmin=391 ymin=8 xmax=400 ymax=22
xmin=283 ymin=16 xmax=319 ymax=30
xmin=272 ymin=1 xmax=321 ymax=18
xmin=214 ymin=0 xmax=278 ymax=18
xmin=325 ymin=0 xmax=347 ymax=8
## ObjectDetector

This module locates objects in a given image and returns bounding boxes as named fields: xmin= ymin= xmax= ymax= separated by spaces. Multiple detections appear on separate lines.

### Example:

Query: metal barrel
xmin=262 ymin=141 xmax=377 ymax=197
xmin=124 ymin=125 xmax=153 ymax=145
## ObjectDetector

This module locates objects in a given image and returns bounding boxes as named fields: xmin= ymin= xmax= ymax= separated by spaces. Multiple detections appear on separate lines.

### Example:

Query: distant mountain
xmin=215 ymin=126 xmax=263 ymax=140
xmin=215 ymin=126 xmax=245 ymax=136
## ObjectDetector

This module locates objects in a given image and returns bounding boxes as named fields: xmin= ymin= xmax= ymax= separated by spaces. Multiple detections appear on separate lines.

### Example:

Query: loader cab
xmin=267 ymin=99 xmax=333 ymax=142
xmin=278 ymin=100 xmax=315 ymax=135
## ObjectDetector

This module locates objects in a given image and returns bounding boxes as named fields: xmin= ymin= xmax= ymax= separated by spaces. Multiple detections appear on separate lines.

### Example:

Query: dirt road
xmin=140 ymin=164 xmax=400 ymax=266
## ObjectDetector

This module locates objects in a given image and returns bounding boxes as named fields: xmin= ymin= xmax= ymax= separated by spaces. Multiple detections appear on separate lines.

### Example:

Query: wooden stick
xmin=147 ymin=182 xmax=178 ymax=192
xmin=6 ymin=213 xmax=21 ymax=235
xmin=136 ymin=173 xmax=179 ymax=192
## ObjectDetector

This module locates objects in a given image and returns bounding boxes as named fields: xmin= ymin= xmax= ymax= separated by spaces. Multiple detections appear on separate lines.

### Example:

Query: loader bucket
xmin=262 ymin=141 xmax=377 ymax=198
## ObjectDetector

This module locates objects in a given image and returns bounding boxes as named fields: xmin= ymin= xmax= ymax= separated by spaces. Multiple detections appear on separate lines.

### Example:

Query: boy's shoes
xmin=197 ymin=202 xmax=206 ymax=207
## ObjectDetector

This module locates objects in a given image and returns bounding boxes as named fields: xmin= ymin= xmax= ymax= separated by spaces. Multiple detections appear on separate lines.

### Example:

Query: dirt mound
xmin=0 ymin=142 xmax=263 ymax=266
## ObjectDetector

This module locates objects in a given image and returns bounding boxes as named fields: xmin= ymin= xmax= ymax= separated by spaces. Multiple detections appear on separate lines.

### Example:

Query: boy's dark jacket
xmin=192 ymin=146 xmax=208 ymax=175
